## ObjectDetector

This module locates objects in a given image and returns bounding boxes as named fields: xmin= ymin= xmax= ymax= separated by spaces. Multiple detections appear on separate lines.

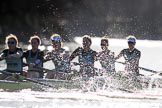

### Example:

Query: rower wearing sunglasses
xmin=0 ymin=34 xmax=23 ymax=80
xmin=69 ymin=35 xmax=97 ymax=77
xmin=96 ymin=36 xmax=115 ymax=73
xmin=45 ymin=34 xmax=71 ymax=79
xmin=115 ymin=35 xmax=141 ymax=76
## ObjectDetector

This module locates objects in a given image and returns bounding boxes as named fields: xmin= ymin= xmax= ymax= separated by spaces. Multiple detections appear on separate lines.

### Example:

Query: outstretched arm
xmin=115 ymin=50 xmax=123 ymax=60
xmin=69 ymin=47 xmax=80 ymax=61
xmin=134 ymin=51 xmax=141 ymax=66
xmin=0 ymin=53 xmax=4 ymax=61
xmin=7 ymin=48 xmax=23 ymax=58
xmin=0 ymin=50 xmax=7 ymax=61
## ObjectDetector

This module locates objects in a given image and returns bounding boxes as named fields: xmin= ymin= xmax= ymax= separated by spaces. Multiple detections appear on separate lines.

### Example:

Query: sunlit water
xmin=0 ymin=38 xmax=162 ymax=108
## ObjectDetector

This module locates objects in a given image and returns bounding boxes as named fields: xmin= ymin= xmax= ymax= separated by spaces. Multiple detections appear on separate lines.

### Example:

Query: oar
xmin=115 ymin=61 xmax=158 ymax=74
xmin=0 ymin=80 xmax=18 ymax=84
xmin=24 ymin=62 xmax=77 ymax=80
xmin=118 ymin=88 xmax=134 ymax=93
xmin=24 ymin=62 xmax=79 ymax=74
xmin=0 ymin=70 xmax=56 ymax=88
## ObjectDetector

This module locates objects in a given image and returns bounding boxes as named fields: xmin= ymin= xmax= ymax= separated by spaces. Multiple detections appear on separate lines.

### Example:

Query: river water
xmin=0 ymin=38 xmax=162 ymax=108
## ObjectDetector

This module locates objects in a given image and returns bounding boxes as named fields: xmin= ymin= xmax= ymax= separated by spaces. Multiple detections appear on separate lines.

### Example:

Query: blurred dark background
xmin=0 ymin=0 xmax=162 ymax=44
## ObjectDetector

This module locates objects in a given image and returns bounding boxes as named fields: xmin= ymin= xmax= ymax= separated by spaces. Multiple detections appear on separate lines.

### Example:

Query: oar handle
xmin=138 ymin=66 xmax=157 ymax=73
xmin=72 ymin=62 xmax=103 ymax=75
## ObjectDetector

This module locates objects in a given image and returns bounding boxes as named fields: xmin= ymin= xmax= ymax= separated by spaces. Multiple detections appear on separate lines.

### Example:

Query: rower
xmin=45 ymin=34 xmax=71 ymax=79
xmin=0 ymin=34 xmax=24 ymax=80
xmin=115 ymin=35 xmax=141 ymax=76
xmin=96 ymin=36 xmax=116 ymax=73
xmin=23 ymin=35 xmax=44 ymax=78
xmin=69 ymin=35 xmax=97 ymax=77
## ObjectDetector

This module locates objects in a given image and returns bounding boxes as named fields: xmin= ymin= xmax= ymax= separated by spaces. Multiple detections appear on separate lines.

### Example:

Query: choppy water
xmin=0 ymin=90 xmax=162 ymax=108
xmin=0 ymin=38 xmax=162 ymax=108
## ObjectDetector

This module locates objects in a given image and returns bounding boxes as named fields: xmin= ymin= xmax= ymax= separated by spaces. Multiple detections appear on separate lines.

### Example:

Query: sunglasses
xmin=31 ymin=42 xmax=38 ymax=44
xmin=100 ymin=43 xmax=107 ymax=46
xmin=7 ymin=41 xmax=15 ymax=45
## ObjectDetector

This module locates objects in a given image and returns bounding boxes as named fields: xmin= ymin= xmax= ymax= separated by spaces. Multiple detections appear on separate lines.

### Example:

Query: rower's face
xmin=82 ymin=38 xmax=91 ymax=49
xmin=7 ymin=38 xmax=16 ymax=50
xmin=31 ymin=39 xmax=39 ymax=50
xmin=128 ymin=42 xmax=135 ymax=49
xmin=52 ymin=41 xmax=61 ymax=50
xmin=100 ymin=40 xmax=108 ymax=51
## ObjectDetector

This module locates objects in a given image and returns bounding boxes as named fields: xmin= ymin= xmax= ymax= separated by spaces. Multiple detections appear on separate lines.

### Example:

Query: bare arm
xmin=8 ymin=49 xmax=23 ymax=58
xmin=0 ymin=53 xmax=5 ymax=60
xmin=0 ymin=50 xmax=7 ymax=60
xmin=115 ymin=51 xmax=123 ymax=60
xmin=69 ymin=47 xmax=80 ymax=61
xmin=134 ymin=51 xmax=141 ymax=66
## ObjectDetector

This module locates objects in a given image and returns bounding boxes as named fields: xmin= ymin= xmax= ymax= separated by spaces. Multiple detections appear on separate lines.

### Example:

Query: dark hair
xmin=83 ymin=35 xmax=92 ymax=44
xmin=29 ymin=35 xmax=41 ymax=45
xmin=101 ymin=36 xmax=108 ymax=45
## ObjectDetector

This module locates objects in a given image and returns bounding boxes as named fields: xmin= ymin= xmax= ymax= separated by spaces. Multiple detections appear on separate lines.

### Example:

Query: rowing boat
xmin=0 ymin=70 xmax=162 ymax=92
xmin=0 ymin=78 xmax=81 ymax=91
xmin=0 ymin=80 xmax=39 ymax=91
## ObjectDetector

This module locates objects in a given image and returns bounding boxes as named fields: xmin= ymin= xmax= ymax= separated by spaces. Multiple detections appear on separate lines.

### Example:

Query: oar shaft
xmin=138 ymin=66 xmax=157 ymax=73
xmin=25 ymin=78 xmax=54 ymax=88
xmin=116 ymin=61 xmax=158 ymax=73
xmin=0 ymin=70 xmax=56 ymax=88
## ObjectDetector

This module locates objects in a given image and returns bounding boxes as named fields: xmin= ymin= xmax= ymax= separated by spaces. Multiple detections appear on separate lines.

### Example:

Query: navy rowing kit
xmin=70 ymin=47 xmax=97 ymax=76
xmin=23 ymin=49 xmax=44 ymax=77
xmin=1 ymin=48 xmax=23 ymax=74
xmin=97 ymin=50 xmax=115 ymax=73
xmin=119 ymin=48 xmax=141 ymax=75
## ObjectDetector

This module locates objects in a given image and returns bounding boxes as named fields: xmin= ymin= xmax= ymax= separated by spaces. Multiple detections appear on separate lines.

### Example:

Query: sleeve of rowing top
xmin=69 ymin=47 xmax=81 ymax=61
xmin=37 ymin=50 xmax=44 ymax=61
xmin=16 ymin=48 xmax=23 ymax=57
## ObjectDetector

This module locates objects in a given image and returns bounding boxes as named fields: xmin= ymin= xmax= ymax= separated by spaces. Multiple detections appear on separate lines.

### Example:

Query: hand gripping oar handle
xmin=115 ymin=61 xmax=158 ymax=73
xmin=71 ymin=62 xmax=103 ymax=75
xmin=0 ymin=70 xmax=56 ymax=88
xmin=23 ymin=63 xmax=50 ymax=73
